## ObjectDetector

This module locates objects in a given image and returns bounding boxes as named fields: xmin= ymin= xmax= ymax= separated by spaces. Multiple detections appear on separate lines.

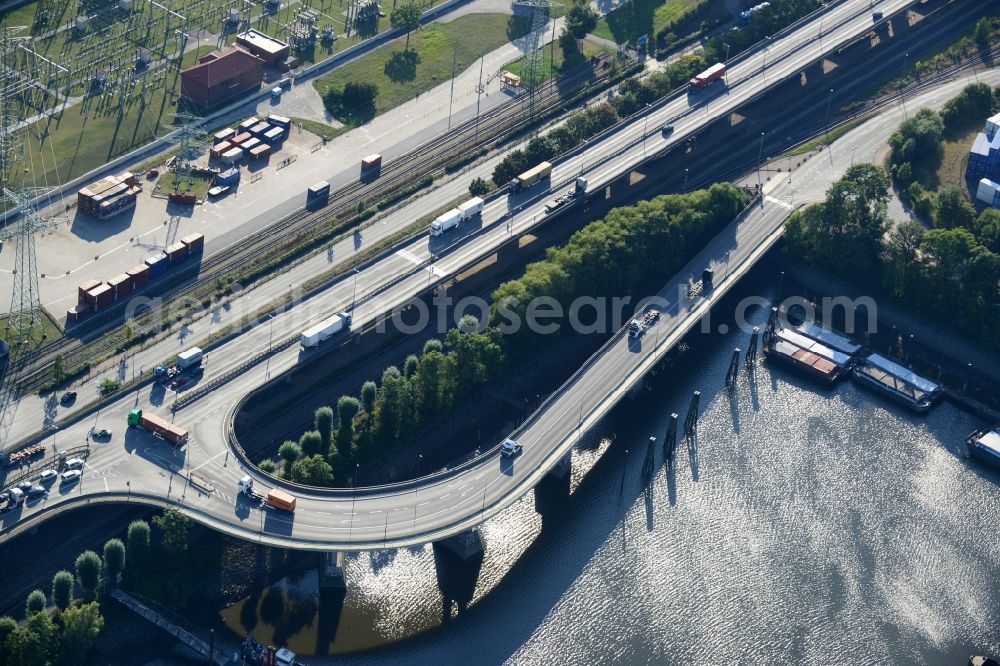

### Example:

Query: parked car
xmin=59 ymin=391 xmax=77 ymax=406
xmin=26 ymin=486 xmax=46 ymax=499
xmin=500 ymin=438 xmax=523 ymax=457
xmin=64 ymin=458 xmax=85 ymax=470
xmin=60 ymin=469 xmax=82 ymax=484
xmin=38 ymin=469 xmax=57 ymax=484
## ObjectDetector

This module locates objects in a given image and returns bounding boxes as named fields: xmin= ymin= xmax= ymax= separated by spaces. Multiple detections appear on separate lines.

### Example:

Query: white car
xmin=61 ymin=469 xmax=82 ymax=483
xmin=64 ymin=458 xmax=85 ymax=470
xmin=38 ymin=469 xmax=57 ymax=484
xmin=500 ymin=438 xmax=523 ymax=457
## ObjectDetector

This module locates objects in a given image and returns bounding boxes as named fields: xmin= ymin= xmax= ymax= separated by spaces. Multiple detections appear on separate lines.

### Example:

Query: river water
xmin=221 ymin=268 xmax=1000 ymax=664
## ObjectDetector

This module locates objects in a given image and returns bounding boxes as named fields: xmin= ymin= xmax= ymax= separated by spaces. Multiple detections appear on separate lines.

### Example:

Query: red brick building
xmin=180 ymin=46 xmax=264 ymax=109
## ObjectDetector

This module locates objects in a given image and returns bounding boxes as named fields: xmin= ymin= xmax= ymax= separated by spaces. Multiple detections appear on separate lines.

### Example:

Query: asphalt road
xmin=0 ymin=0 xmax=949 ymax=551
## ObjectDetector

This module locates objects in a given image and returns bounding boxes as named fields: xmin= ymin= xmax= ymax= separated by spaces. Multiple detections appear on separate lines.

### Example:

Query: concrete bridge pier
xmin=536 ymin=452 xmax=572 ymax=518
xmin=319 ymin=551 xmax=347 ymax=590
xmin=436 ymin=527 xmax=484 ymax=561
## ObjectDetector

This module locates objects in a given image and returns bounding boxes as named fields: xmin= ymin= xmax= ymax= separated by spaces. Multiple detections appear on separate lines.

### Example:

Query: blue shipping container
xmin=217 ymin=168 xmax=240 ymax=186
xmin=145 ymin=253 xmax=168 ymax=278
xmin=263 ymin=126 xmax=285 ymax=144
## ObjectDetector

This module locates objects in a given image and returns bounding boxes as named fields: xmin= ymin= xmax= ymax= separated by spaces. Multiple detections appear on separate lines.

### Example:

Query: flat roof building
xmin=235 ymin=29 xmax=290 ymax=66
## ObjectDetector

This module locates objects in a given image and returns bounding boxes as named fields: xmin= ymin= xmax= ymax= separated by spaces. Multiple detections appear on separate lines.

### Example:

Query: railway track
xmin=8 ymin=54 xmax=620 ymax=400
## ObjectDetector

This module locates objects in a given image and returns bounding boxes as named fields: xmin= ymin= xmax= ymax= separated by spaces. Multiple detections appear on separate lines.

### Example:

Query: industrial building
xmin=180 ymin=45 xmax=264 ymax=109
xmin=235 ymin=29 xmax=290 ymax=66
xmin=966 ymin=112 xmax=1000 ymax=182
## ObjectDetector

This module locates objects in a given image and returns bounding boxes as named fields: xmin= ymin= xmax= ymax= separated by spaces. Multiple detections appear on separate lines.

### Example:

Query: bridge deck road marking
xmin=765 ymin=195 xmax=793 ymax=210
xmin=396 ymin=248 xmax=423 ymax=265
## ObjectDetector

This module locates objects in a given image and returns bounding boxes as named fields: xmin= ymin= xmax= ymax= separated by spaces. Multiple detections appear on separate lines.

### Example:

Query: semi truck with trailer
xmin=238 ymin=477 xmax=296 ymax=512
xmin=510 ymin=161 xmax=553 ymax=192
xmin=127 ymin=409 xmax=189 ymax=446
xmin=430 ymin=197 xmax=485 ymax=236
xmin=300 ymin=312 xmax=352 ymax=348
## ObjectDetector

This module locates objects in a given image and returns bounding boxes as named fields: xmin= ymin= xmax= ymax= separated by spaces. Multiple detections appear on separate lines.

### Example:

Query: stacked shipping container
xmin=78 ymin=172 xmax=141 ymax=219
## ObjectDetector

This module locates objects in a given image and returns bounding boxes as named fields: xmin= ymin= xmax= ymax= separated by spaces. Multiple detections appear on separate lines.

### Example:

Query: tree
xmin=259 ymin=458 xmax=277 ymax=473
xmin=469 ymin=177 xmax=489 ymax=197
xmin=422 ymin=339 xmax=443 ymax=354
xmin=52 ymin=571 xmax=74 ymax=611
xmin=278 ymin=440 xmax=303 ymax=464
xmin=7 ymin=614 xmax=57 ymax=666
xmin=936 ymin=186 xmax=976 ymax=229
xmin=102 ymin=538 xmax=125 ymax=586
xmin=882 ymin=220 xmax=925 ymax=297
xmin=126 ymin=520 xmax=150 ymax=567
xmin=390 ymin=2 xmax=422 ymax=50
xmin=373 ymin=368 xmax=414 ymax=447
xmin=25 ymin=589 xmax=46 ymax=616
xmin=340 ymin=81 xmax=378 ymax=115
xmin=336 ymin=396 xmax=361 ymax=455
xmin=564 ymin=0 xmax=597 ymax=40
xmin=299 ymin=430 xmax=323 ymax=457
xmin=360 ymin=381 xmax=377 ymax=415
xmin=51 ymin=354 xmax=65 ymax=385
xmin=403 ymin=354 xmax=419 ymax=378
xmin=290 ymin=454 xmax=334 ymax=485
xmin=0 ymin=615 xmax=16 ymax=648
xmin=414 ymin=350 xmax=454 ymax=417
xmin=314 ymin=407 xmax=334 ymax=452
xmin=975 ymin=17 xmax=991 ymax=49
xmin=152 ymin=509 xmax=189 ymax=563
xmin=976 ymin=208 xmax=1000 ymax=253
xmin=98 ymin=378 xmax=120 ymax=396
xmin=60 ymin=602 xmax=104 ymax=665
xmin=74 ymin=550 xmax=101 ymax=602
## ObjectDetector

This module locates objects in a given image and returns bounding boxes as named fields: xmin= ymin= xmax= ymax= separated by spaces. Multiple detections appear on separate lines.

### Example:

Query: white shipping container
xmin=458 ymin=197 xmax=484 ymax=220
xmin=430 ymin=208 xmax=462 ymax=236
xmin=300 ymin=312 xmax=351 ymax=348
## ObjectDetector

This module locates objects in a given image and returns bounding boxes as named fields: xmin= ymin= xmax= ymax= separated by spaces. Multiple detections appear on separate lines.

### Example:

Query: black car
xmin=59 ymin=391 xmax=77 ymax=406
xmin=661 ymin=124 xmax=675 ymax=136
xmin=26 ymin=486 xmax=46 ymax=499
xmin=90 ymin=428 xmax=112 ymax=440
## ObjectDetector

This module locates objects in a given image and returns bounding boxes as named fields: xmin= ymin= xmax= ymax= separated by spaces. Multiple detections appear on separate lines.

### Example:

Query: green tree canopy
xmin=390 ymin=3 xmax=422 ymax=49
xmin=60 ymin=602 xmax=104 ymax=665
xmin=278 ymin=440 xmax=303 ymax=464
xmin=290 ymin=454 xmax=334 ymax=485
xmin=935 ymin=187 xmax=976 ymax=229
xmin=299 ymin=430 xmax=324 ymax=457
xmin=25 ymin=589 xmax=46 ymax=616
xmin=152 ymin=509 xmax=189 ymax=563
xmin=102 ymin=539 xmax=125 ymax=585
xmin=52 ymin=571 xmax=74 ymax=612
xmin=126 ymin=520 xmax=150 ymax=567
xmin=314 ymin=407 xmax=334 ymax=451
xmin=74 ymin=551 xmax=101 ymax=602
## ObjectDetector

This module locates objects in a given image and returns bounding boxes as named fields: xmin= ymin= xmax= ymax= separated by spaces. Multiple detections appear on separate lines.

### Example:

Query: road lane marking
xmin=396 ymin=249 xmax=422 ymax=265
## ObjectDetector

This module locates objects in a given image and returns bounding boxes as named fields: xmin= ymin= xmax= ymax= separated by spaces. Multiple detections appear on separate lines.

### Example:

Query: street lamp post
xmin=352 ymin=268 xmax=360 ymax=311
xmin=756 ymin=131 xmax=765 ymax=198
xmin=723 ymin=42 xmax=730 ymax=86
xmin=683 ymin=168 xmax=689 ymax=192
xmin=825 ymin=88 xmax=834 ymax=120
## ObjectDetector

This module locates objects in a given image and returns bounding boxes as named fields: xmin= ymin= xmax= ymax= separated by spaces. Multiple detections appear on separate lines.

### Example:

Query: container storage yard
xmin=77 ymin=172 xmax=141 ymax=219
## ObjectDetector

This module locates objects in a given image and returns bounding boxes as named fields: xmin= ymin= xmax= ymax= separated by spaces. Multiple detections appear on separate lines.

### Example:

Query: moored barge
xmin=851 ymin=352 xmax=941 ymax=412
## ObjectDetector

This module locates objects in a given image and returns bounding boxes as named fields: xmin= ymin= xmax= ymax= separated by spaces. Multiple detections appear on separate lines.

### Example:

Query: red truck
xmin=127 ymin=408 xmax=189 ymax=446
xmin=689 ymin=62 xmax=727 ymax=91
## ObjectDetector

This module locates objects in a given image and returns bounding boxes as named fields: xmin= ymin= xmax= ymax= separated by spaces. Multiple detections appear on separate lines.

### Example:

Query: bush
xmin=258 ymin=458 xmax=277 ymax=473
xmin=97 ymin=378 xmax=121 ymax=396
xmin=290 ymin=454 xmax=334 ymax=485
xmin=469 ymin=177 xmax=490 ymax=197
xmin=278 ymin=440 xmax=303 ymax=464
xmin=25 ymin=589 xmax=46 ymax=615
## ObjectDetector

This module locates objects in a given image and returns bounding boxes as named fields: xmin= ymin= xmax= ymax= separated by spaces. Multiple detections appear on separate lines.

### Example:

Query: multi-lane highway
xmin=0 ymin=0 xmax=952 ymax=550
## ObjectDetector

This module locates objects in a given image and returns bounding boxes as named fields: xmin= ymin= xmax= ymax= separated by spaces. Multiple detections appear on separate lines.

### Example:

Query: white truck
xmin=176 ymin=347 xmax=203 ymax=369
xmin=628 ymin=310 xmax=660 ymax=338
xmin=430 ymin=197 xmax=485 ymax=237
xmin=430 ymin=208 xmax=462 ymax=237
xmin=300 ymin=312 xmax=352 ymax=348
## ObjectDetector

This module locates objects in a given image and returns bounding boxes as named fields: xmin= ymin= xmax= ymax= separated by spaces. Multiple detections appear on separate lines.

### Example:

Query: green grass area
xmin=593 ymin=0 xmax=704 ymax=45
xmin=783 ymin=117 xmax=866 ymax=157
xmin=156 ymin=169 xmax=214 ymax=199
xmin=936 ymin=126 xmax=979 ymax=196
xmin=180 ymin=44 xmax=219 ymax=69
xmin=290 ymin=116 xmax=349 ymax=142
xmin=314 ymin=13 xmax=530 ymax=125
xmin=0 ymin=310 xmax=63 ymax=352
xmin=505 ymin=38 xmax=608 ymax=85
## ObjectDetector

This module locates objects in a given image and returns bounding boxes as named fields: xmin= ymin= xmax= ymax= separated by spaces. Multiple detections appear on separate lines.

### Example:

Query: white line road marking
xmin=765 ymin=196 xmax=793 ymax=210
xmin=397 ymin=249 xmax=422 ymax=265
